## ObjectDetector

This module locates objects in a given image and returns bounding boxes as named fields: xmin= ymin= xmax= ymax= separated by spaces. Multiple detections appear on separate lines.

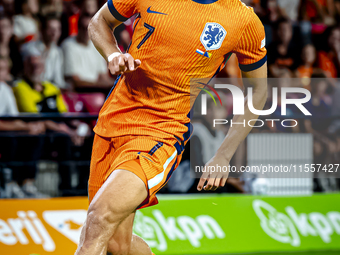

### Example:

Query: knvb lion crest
xmin=200 ymin=23 xmax=227 ymax=51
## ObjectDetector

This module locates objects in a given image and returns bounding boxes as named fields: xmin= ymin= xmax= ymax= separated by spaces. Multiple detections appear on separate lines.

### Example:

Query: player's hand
xmin=108 ymin=53 xmax=141 ymax=75
xmin=197 ymin=153 xmax=230 ymax=191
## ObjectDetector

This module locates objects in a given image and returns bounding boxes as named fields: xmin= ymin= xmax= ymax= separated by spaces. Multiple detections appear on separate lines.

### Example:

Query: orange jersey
xmin=94 ymin=0 xmax=267 ymax=142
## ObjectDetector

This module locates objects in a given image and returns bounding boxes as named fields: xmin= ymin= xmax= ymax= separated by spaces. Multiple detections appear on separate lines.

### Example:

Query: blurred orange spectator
xmin=301 ymin=0 xmax=336 ymax=25
xmin=296 ymin=44 xmax=317 ymax=88
xmin=60 ymin=0 xmax=97 ymax=43
xmin=60 ymin=0 xmax=80 ymax=42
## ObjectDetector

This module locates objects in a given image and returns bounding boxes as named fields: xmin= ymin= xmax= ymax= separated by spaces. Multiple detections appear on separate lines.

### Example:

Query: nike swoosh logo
xmin=147 ymin=6 xmax=168 ymax=15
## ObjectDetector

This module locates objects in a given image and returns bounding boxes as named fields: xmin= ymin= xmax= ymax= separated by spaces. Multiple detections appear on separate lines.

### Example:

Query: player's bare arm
xmin=197 ymin=62 xmax=268 ymax=191
xmin=88 ymin=3 xmax=141 ymax=75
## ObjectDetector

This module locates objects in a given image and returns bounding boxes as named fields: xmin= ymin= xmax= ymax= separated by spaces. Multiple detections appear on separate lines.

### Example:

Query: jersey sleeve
xmin=107 ymin=0 xmax=139 ymax=22
xmin=232 ymin=12 xmax=267 ymax=72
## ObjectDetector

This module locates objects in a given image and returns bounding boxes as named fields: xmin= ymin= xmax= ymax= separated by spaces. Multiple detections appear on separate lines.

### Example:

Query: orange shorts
xmin=88 ymin=134 xmax=184 ymax=209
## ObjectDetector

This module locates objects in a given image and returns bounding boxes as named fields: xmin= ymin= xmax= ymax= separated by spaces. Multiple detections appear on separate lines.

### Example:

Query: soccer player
xmin=76 ymin=0 xmax=268 ymax=254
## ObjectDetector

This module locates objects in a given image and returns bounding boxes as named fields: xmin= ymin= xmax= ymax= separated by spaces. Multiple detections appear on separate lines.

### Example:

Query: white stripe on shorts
xmin=147 ymin=150 xmax=177 ymax=189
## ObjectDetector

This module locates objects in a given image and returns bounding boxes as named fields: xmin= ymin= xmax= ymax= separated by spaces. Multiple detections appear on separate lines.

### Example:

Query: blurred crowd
xmin=0 ymin=0 xmax=340 ymax=198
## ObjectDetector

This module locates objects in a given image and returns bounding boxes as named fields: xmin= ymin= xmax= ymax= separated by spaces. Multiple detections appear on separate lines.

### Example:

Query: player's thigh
xmin=107 ymin=212 xmax=135 ymax=254
xmin=87 ymin=169 xmax=148 ymax=229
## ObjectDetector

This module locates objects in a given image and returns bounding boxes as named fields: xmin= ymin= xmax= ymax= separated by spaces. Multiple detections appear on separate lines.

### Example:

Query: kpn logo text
xmin=254 ymin=200 xmax=340 ymax=246
xmin=201 ymin=84 xmax=311 ymax=128
xmin=134 ymin=209 xmax=225 ymax=252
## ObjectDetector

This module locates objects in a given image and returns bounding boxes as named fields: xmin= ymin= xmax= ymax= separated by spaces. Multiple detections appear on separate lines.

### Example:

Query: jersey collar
xmin=191 ymin=0 xmax=219 ymax=4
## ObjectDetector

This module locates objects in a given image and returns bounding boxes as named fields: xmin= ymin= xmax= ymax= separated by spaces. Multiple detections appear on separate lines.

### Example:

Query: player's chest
xmin=135 ymin=0 xmax=244 ymax=58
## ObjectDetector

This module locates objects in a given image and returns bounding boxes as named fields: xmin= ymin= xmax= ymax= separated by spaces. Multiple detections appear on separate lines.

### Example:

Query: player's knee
xmin=86 ymin=204 xmax=120 ymax=232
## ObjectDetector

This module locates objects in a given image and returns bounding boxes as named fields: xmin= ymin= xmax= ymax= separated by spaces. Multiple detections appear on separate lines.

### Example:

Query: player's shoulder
xmin=229 ymin=0 xmax=261 ymax=23
xmin=231 ymin=0 xmax=254 ymax=12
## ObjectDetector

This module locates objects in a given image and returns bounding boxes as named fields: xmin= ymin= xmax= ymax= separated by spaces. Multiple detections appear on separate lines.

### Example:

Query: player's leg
xmin=75 ymin=169 xmax=148 ymax=255
xmin=107 ymin=212 xmax=152 ymax=255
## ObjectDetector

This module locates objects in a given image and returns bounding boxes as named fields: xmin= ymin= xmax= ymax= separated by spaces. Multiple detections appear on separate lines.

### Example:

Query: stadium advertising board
xmin=136 ymin=194 xmax=340 ymax=254
xmin=0 ymin=197 xmax=87 ymax=255
xmin=0 ymin=194 xmax=340 ymax=254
